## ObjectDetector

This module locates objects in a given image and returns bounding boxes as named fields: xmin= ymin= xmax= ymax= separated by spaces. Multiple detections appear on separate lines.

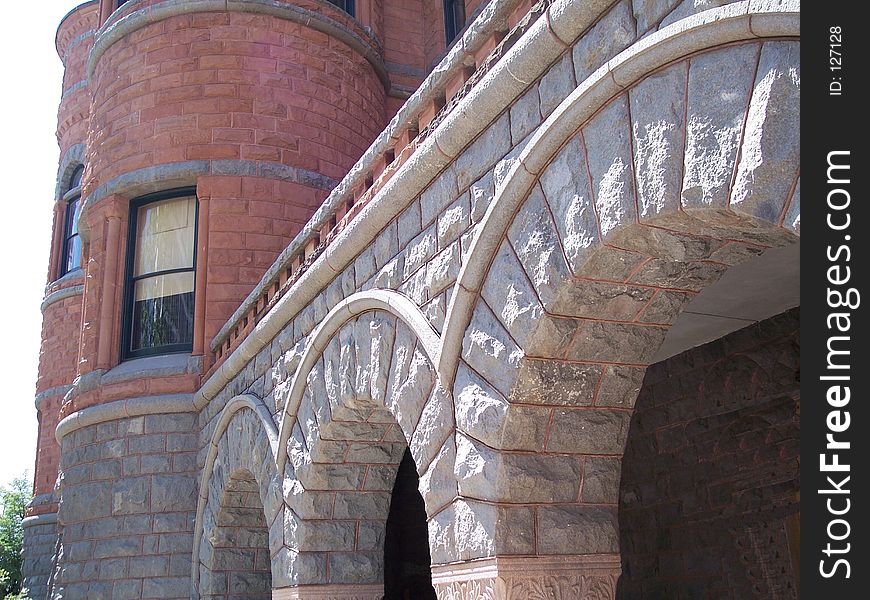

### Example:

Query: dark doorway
xmin=384 ymin=448 xmax=437 ymax=600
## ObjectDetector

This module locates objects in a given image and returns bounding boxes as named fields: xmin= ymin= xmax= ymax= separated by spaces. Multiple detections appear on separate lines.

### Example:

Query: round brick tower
xmin=25 ymin=1 xmax=411 ymax=598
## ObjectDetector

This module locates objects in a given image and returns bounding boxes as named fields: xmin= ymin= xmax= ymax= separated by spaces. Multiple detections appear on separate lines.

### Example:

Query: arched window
xmin=122 ymin=188 xmax=198 ymax=359
xmin=60 ymin=165 xmax=84 ymax=276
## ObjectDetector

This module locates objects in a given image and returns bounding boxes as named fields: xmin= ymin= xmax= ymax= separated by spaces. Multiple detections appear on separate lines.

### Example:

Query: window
xmin=122 ymin=189 xmax=198 ymax=359
xmin=326 ymin=0 xmax=355 ymax=16
xmin=60 ymin=165 xmax=84 ymax=276
xmin=444 ymin=0 xmax=466 ymax=44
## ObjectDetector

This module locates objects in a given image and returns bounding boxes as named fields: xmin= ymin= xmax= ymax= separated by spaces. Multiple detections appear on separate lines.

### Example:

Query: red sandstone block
xmin=210 ymin=231 xmax=245 ymax=247
xmin=245 ymin=233 xmax=285 ymax=252
xmin=199 ymin=54 xmax=245 ymax=70
xmin=191 ymin=13 xmax=231 ymax=28
xmin=241 ymin=144 xmax=281 ymax=162
xmin=212 ymin=128 xmax=255 ymax=144
xmin=186 ymin=144 xmax=240 ymax=160
xmin=241 ymin=178 xmax=277 ymax=200
xmin=189 ymin=41 xmax=225 ymax=57
xmin=203 ymin=83 xmax=239 ymax=98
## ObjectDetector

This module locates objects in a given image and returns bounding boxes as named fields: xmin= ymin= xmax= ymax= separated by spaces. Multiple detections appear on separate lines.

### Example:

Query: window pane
xmin=67 ymin=197 xmax=81 ymax=237
xmin=65 ymin=234 xmax=82 ymax=273
xmin=134 ymin=196 xmax=196 ymax=276
xmin=130 ymin=271 xmax=195 ymax=352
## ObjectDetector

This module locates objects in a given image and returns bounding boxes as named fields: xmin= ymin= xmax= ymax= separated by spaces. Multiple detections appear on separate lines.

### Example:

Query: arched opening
xmin=617 ymin=245 xmax=800 ymax=599
xmin=384 ymin=448 xmax=437 ymax=600
xmin=201 ymin=470 xmax=272 ymax=600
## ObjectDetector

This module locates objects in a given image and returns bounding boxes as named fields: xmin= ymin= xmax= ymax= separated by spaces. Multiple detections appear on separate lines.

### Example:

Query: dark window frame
xmin=326 ymin=0 xmax=355 ymax=17
xmin=60 ymin=165 xmax=84 ymax=277
xmin=444 ymin=0 xmax=466 ymax=45
xmin=121 ymin=187 xmax=199 ymax=361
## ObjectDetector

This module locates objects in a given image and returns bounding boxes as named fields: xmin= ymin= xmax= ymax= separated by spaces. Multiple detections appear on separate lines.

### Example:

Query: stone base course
xmin=431 ymin=555 xmax=621 ymax=599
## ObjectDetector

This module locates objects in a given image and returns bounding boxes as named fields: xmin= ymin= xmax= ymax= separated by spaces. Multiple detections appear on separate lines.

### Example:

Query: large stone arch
xmin=429 ymin=10 xmax=799 ymax=596
xmin=193 ymin=395 xmax=285 ymax=598
xmin=271 ymin=290 xmax=456 ymax=595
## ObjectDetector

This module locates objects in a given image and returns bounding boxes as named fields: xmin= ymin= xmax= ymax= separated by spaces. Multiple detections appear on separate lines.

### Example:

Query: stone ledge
xmin=55 ymin=393 xmax=196 ymax=442
xmin=22 ymin=512 xmax=59 ymax=528
xmin=40 ymin=283 xmax=84 ymax=312
xmin=272 ymin=584 xmax=383 ymax=600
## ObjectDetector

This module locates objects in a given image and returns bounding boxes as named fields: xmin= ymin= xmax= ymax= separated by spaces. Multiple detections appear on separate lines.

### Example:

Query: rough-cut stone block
xmin=469 ymin=170 xmax=494 ymax=224
xmin=437 ymin=193 xmax=470 ymax=250
xmin=397 ymin=199 xmax=421 ymax=250
xmin=552 ymin=280 xmax=654 ymax=320
xmin=421 ymin=166 xmax=459 ymax=227
xmin=409 ymin=385 xmax=454 ymax=473
xmin=537 ymin=506 xmax=619 ymax=554
xmin=584 ymin=95 xmax=638 ymax=239
xmin=424 ymin=242 xmax=460 ymax=298
xmin=682 ymin=43 xmax=760 ymax=208
xmin=573 ymin=0 xmax=636 ymax=84
xmin=402 ymin=225 xmax=436 ymax=280
xmin=510 ymin=85 xmax=542 ymax=144
xmin=455 ymin=433 xmax=581 ymax=502
xmin=582 ymin=457 xmax=622 ymax=503
xmin=481 ymin=241 xmax=544 ymax=351
xmin=454 ymin=113 xmax=511 ymax=192
xmin=596 ymin=365 xmax=647 ymax=408
xmin=632 ymin=0 xmax=681 ymax=33
xmin=461 ymin=303 xmax=523 ymax=398
xmin=507 ymin=184 xmax=572 ymax=311
xmin=567 ymin=321 xmax=667 ymax=364
xmin=112 ymin=477 xmax=151 ymax=515
xmin=630 ymin=62 xmax=687 ymax=220
xmin=638 ymin=290 xmax=695 ymax=324
xmin=152 ymin=475 xmax=197 ymax=512
xmin=547 ymin=408 xmax=632 ymax=454
xmin=539 ymin=136 xmax=600 ymax=274
xmin=730 ymin=42 xmax=801 ymax=223
xmin=539 ymin=51 xmax=577 ymax=118
xmin=454 ymin=364 xmax=550 ymax=452
xmin=418 ymin=439 xmax=457 ymax=515
xmin=513 ymin=359 xmax=601 ymax=406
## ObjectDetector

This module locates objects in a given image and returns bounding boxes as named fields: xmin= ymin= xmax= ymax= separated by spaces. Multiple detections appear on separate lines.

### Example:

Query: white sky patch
xmin=0 ymin=1 xmax=81 ymax=486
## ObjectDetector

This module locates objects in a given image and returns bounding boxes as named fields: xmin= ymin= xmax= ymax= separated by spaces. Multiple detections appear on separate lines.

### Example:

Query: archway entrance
xmin=200 ymin=469 xmax=272 ymax=600
xmin=383 ymin=449 xmax=436 ymax=600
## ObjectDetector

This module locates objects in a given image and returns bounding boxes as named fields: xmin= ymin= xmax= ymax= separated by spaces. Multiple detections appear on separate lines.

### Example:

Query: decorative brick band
xmin=55 ymin=393 xmax=195 ymax=442
xmin=431 ymin=554 xmax=621 ymax=600
xmin=40 ymin=284 xmax=84 ymax=313
xmin=272 ymin=584 xmax=383 ymax=600
xmin=88 ymin=0 xmax=389 ymax=86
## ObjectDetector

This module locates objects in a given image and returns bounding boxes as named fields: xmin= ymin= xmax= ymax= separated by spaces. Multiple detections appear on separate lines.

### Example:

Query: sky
xmin=0 ymin=1 xmax=84 ymax=487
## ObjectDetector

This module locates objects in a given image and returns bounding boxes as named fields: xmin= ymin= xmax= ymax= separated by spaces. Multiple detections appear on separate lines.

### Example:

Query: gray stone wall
xmin=52 ymin=414 xmax=199 ymax=599
xmin=22 ymin=513 xmax=58 ymax=600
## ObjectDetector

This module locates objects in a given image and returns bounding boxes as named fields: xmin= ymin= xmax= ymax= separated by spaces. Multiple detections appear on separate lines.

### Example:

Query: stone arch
xmin=427 ymin=8 xmax=799 ymax=592
xmin=193 ymin=394 xmax=285 ymax=598
xmin=272 ymin=290 xmax=456 ymax=590
xmin=440 ymin=1 xmax=801 ymax=385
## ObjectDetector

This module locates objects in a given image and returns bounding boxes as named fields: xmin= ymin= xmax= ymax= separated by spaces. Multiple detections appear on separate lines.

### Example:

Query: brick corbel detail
xmin=431 ymin=555 xmax=621 ymax=600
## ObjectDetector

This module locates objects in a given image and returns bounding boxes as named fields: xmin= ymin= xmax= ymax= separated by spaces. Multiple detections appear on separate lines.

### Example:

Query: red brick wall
xmin=197 ymin=175 xmax=329 ymax=347
xmin=618 ymin=309 xmax=800 ymax=599
xmin=85 ymin=10 xmax=386 ymax=186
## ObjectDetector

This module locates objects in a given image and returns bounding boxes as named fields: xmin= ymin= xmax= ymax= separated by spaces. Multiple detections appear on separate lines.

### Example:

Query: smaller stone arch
xmin=193 ymin=394 xmax=285 ymax=598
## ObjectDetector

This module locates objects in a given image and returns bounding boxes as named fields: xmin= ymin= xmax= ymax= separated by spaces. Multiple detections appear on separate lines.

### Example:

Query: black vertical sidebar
xmin=803 ymin=2 xmax=868 ymax=597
